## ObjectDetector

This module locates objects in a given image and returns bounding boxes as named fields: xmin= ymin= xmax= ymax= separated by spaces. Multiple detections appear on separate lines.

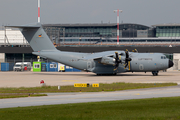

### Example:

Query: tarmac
xmin=0 ymin=70 xmax=179 ymax=88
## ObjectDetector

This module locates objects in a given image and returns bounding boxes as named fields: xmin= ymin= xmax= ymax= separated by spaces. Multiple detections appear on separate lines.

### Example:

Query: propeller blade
xmin=124 ymin=49 xmax=132 ymax=69
xmin=115 ymin=52 xmax=118 ymax=59
xmin=135 ymin=49 xmax=138 ymax=53
xmin=124 ymin=63 xmax=128 ymax=68
xmin=125 ymin=50 xmax=129 ymax=59
xmin=114 ymin=63 xmax=119 ymax=71
xmin=126 ymin=58 xmax=132 ymax=61
xmin=114 ymin=52 xmax=121 ymax=71
xmin=132 ymin=49 xmax=138 ymax=52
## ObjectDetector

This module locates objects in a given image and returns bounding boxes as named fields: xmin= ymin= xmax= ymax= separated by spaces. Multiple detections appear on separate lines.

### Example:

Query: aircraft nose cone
xmin=169 ymin=60 xmax=174 ymax=68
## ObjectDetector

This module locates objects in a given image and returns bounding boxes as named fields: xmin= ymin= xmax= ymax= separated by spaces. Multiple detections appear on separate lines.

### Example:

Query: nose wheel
xmin=152 ymin=71 xmax=159 ymax=76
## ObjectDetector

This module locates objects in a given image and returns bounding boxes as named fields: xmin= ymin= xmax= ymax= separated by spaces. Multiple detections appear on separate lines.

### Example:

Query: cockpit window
xmin=161 ymin=56 xmax=166 ymax=59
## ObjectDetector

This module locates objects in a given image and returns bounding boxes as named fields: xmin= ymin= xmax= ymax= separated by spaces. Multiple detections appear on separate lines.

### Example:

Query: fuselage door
xmin=139 ymin=64 xmax=144 ymax=70
xmin=154 ymin=63 xmax=158 ymax=69
xmin=87 ymin=61 xmax=92 ymax=70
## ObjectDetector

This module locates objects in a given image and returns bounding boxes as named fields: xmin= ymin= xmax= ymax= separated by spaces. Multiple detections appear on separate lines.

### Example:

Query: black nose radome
xmin=169 ymin=60 xmax=174 ymax=68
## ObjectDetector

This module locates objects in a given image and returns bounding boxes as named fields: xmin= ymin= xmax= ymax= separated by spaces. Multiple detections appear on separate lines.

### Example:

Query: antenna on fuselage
xmin=38 ymin=0 xmax=40 ymax=23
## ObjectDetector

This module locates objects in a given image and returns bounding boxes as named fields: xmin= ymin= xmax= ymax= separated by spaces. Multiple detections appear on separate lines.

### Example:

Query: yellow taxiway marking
xmin=62 ymin=80 xmax=79 ymax=82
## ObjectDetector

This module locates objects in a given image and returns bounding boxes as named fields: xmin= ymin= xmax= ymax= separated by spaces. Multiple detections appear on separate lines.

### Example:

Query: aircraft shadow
xmin=116 ymin=73 xmax=173 ymax=77
xmin=33 ymin=72 xmax=94 ymax=76
xmin=33 ymin=72 xmax=172 ymax=77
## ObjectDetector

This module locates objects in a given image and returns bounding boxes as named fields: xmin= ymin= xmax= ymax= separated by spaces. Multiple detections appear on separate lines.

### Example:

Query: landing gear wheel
xmin=152 ymin=71 xmax=158 ymax=76
xmin=113 ymin=73 xmax=117 ymax=76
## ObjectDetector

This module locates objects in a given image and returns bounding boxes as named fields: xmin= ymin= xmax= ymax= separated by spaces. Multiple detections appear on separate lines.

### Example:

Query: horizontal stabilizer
xmin=6 ymin=25 xmax=40 ymax=29
xmin=6 ymin=23 xmax=41 ymax=29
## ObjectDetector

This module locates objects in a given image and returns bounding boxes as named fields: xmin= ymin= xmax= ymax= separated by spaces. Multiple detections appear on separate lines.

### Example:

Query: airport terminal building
xmin=1 ymin=23 xmax=180 ymax=45
xmin=42 ymin=23 xmax=180 ymax=45
xmin=42 ymin=23 xmax=153 ymax=44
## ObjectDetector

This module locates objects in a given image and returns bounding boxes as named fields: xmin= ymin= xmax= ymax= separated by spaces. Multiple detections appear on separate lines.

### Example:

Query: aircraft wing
xmin=82 ymin=51 xmax=124 ymax=60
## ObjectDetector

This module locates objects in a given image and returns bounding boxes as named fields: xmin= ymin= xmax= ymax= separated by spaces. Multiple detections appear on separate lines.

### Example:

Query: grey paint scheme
xmin=7 ymin=23 xmax=172 ymax=75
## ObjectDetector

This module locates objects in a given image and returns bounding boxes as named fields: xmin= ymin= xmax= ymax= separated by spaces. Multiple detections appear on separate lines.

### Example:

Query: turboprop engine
xmin=100 ymin=56 xmax=115 ymax=65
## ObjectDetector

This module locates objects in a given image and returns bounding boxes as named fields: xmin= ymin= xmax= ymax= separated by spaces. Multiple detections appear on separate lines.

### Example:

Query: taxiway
xmin=0 ymin=71 xmax=179 ymax=88
xmin=0 ymin=86 xmax=180 ymax=108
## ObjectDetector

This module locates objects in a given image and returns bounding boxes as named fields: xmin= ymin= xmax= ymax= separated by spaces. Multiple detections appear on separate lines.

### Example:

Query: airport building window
xmin=156 ymin=25 xmax=180 ymax=37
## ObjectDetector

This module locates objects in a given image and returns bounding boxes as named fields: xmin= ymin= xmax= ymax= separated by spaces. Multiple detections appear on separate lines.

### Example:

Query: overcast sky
xmin=0 ymin=0 xmax=180 ymax=27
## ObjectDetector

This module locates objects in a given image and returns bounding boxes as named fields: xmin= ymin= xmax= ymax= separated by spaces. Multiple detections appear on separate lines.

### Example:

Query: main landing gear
xmin=152 ymin=71 xmax=159 ymax=76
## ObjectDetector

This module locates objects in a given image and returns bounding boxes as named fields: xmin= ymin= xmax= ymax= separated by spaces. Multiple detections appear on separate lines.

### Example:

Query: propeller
xmin=114 ymin=52 xmax=122 ymax=71
xmin=132 ymin=49 xmax=138 ymax=53
xmin=124 ymin=49 xmax=132 ymax=69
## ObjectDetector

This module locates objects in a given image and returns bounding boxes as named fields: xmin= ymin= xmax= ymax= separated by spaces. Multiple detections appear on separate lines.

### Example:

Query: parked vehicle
xmin=58 ymin=63 xmax=65 ymax=72
xmin=13 ymin=62 xmax=31 ymax=71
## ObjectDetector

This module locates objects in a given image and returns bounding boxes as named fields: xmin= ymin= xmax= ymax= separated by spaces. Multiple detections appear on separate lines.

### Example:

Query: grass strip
xmin=0 ymin=93 xmax=47 ymax=99
xmin=0 ymin=97 xmax=180 ymax=120
xmin=0 ymin=82 xmax=177 ymax=93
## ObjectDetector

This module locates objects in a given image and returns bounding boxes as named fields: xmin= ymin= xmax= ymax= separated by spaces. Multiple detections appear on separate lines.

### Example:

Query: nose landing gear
xmin=152 ymin=71 xmax=159 ymax=76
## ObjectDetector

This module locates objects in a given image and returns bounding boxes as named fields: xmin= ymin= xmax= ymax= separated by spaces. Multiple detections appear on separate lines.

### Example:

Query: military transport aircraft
xmin=7 ymin=23 xmax=174 ymax=76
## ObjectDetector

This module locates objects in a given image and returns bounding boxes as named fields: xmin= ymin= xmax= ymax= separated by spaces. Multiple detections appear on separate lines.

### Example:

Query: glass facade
xmin=100 ymin=38 xmax=180 ymax=43
xmin=5 ymin=53 xmax=37 ymax=63
xmin=42 ymin=24 xmax=180 ymax=44
xmin=156 ymin=26 xmax=180 ymax=37
xmin=42 ymin=23 xmax=151 ymax=43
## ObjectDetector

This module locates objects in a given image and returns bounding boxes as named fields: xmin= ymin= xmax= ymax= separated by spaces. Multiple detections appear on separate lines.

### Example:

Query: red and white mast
xmin=114 ymin=9 xmax=122 ymax=45
xmin=38 ymin=0 xmax=40 ymax=23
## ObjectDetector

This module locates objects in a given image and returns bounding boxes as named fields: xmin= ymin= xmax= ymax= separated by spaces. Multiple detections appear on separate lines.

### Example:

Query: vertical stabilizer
xmin=7 ymin=23 xmax=57 ymax=52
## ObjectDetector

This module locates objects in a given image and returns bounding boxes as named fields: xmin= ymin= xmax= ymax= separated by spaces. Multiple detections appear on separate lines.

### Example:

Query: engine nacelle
xmin=100 ymin=56 xmax=115 ymax=65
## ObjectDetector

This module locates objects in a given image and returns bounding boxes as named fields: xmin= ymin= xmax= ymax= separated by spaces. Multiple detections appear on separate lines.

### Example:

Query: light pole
xmin=114 ymin=9 xmax=123 ymax=45
xmin=38 ymin=0 xmax=40 ymax=23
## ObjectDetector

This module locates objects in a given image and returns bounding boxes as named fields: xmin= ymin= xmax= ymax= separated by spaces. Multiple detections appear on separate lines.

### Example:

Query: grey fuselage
xmin=33 ymin=50 xmax=170 ymax=74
